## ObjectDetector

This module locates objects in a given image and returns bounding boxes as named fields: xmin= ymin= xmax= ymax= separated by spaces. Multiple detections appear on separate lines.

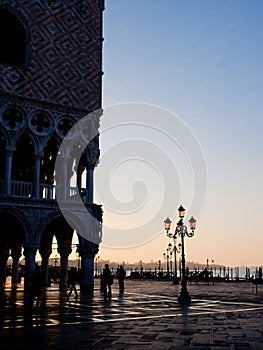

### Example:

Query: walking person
xmin=116 ymin=265 xmax=126 ymax=294
xmin=66 ymin=267 xmax=78 ymax=300
xmin=101 ymin=264 xmax=113 ymax=300
xmin=30 ymin=263 xmax=42 ymax=309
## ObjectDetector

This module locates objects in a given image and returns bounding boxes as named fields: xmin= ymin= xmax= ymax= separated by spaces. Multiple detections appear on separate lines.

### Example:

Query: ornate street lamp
xmin=165 ymin=218 xmax=180 ymax=282
xmin=95 ymin=256 xmax=100 ymax=277
xmin=164 ymin=205 xmax=197 ymax=304
xmin=168 ymin=239 xmax=180 ymax=284
xmin=163 ymin=250 xmax=170 ymax=276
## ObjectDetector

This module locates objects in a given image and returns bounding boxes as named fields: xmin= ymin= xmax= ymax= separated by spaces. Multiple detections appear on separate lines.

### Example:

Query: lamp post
xmin=164 ymin=205 xmax=197 ymax=304
xmin=178 ymin=243 xmax=182 ymax=279
xmin=95 ymin=256 xmax=100 ymax=277
xmin=206 ymin=258 xmax=214 ymax=272
xmin=139 ymin=260 xmax=143 ymax=274
xmin=54 ymin=255 xmax=58 ymax=269
xmin=77 ymin=252 xmax=80 ymax=271
xmin=168 ymin=239 xmax=180 ymax=284
xmin=53 ymin=255 xmax=58 ymax=283
xmin=163 ymin=251 xmax=170 ymax=277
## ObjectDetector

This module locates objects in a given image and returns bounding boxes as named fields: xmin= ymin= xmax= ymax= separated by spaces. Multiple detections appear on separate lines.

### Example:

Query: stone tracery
xmin=0 ymin=1 xmax=104 ymax=294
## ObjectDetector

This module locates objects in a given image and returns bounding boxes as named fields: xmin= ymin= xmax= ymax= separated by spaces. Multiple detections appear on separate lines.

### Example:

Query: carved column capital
xmin=58 ymin=243 xmax=72 ymax=258
xmin=77 ymin=243 xmax=98 ymax=259
xmin=11 ymin=243 xmax=22 ymax=260
xmin=39 ymin=248 xmax=52 ymax=258
xmin=23 ymin=245 xmax=38 ymax=256
xmin=84 ymin=137 xmax=100 ymax=168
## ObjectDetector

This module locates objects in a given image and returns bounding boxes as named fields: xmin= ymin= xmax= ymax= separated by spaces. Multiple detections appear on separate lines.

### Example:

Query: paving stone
xmin=0 ymin=279 xmax=263 ymax=349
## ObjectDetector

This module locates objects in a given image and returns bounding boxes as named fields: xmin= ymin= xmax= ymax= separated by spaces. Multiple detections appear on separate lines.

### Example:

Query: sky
xmin=92 ymin=0 xmax=263 ymax=267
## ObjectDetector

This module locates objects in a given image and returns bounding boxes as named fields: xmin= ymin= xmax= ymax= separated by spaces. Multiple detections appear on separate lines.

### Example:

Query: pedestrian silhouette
xmin=101 ymin=264 xmax=113 ymax=300
xmin=29 ymin=263 xmax=42 ymax=308
xmin=116 ymin=265 xmax=126 ymax=294
xmin=66 ymin=267 xmax=78 ymax=300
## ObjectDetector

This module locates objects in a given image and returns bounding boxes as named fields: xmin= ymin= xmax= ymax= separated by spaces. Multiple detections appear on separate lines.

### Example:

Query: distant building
xmin=0 ymin=0 xmax=104 ymax=292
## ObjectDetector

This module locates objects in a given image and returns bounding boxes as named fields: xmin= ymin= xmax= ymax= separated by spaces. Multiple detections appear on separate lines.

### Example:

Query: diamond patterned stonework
xmin=0 ymin=0 xmax=104 ymax=112
xmin=0 ymin=0 xmax=104 ymax=293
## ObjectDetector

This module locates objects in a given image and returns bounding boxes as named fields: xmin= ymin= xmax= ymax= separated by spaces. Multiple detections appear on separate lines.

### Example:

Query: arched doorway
xmin=39 ymin=216 xmax=74 ymax=288
xmin=0 ymin=211 xmax=25 ymax=288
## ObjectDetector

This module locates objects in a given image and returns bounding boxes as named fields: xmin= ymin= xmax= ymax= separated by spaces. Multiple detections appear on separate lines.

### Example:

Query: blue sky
xmin=94 ymin=0 xmax=263 ymax=267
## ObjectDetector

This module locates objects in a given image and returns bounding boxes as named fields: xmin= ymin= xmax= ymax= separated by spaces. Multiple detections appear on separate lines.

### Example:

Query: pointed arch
xmin=12 ymin=133 xmax=35 ymax=182
xmin=0 ymin=8 xmax=28 ymax=67
xmin=41 ymin=137 xmax=60 ymax=186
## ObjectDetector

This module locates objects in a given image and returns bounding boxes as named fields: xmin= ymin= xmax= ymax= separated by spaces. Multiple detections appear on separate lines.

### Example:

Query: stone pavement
xmin=0 ymin=278 xmax=263 ymax=349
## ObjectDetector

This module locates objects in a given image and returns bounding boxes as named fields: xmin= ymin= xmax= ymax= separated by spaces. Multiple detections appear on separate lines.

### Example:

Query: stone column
xmin=23 ymin=245 xmax=37 ymax=291
xmin=33 ymin=155 xmax=41 ymax=198
xmin=56 ymin=155 xmax=69 ymax=201
xmin=86 ymin=165 xmax=94 ymax=203
xmin=62 ymin=157 xmax=70 ymax=200
xmin=0 ymin=244 xmax=9 ymax=288
xmin=40 ymin=250 xmax=52 ymax=287
xmin=76 ymin=164 xmax=84 ymax=189
xmin=11 ymin=243 xmax=22 ymax=284
xmin=58 ymin=244 xmax=72 ymax=289
xmin=77 ymin=242 xmax=98 ymax=293
xmin=11 ymin=255 xmax=20 ymax=284
xmin=85 ymin=140 xmax=99 ymax=204
xmin=4 ymin=150 xmax=13 ymax=195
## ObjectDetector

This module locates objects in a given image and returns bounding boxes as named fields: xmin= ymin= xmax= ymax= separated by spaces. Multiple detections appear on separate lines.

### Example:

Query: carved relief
xmin=29 ymin=111 xmax=53 ymax=136
xmin=1 ymin=106 xmax=26 ymax=131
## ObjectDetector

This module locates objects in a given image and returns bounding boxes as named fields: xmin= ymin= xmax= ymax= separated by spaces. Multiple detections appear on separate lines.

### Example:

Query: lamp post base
xmin=177 ymin=285 xmax=191 ymax=304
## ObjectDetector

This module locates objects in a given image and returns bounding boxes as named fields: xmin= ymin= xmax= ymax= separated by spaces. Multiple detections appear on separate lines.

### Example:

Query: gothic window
xmin=2 ymin=107 xmax=25 ymax=131
xmin=0 ymin=9 xmax=27 ymax=67
xmin=12 ymin=134 xmax=34 ymax=182
xmin=29 ymin=112 xmax=52 ymax=136
xmin=56 ymin=117 xmax=74 ymax=138
xmin=41 ymin=138 xmax=59 ymax=185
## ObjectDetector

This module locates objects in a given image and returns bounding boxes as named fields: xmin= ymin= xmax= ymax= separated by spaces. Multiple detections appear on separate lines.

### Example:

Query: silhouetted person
xmin=29 ymin=263 xmax=42 ymax=308
xmin=101 ymin=264 xmax=113 ymax=300
xmin=116 ymin=265 xmax=126 ymax=294
xmin=67 ymin=267 xmax=78 ymax=300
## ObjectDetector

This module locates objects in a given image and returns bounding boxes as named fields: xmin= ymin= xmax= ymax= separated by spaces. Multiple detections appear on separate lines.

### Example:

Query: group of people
xmin=100 ymin=264 xmax=126 ymax=300
xmin=29 ymin=264 xmax=79 ymax=307
xmin=65 ymin=263 xmax=127 ymax=301
xmin=28 ymin=262 xmax=126 ymax=306
xmin=66 ymin=263 xmax=127 ymax=301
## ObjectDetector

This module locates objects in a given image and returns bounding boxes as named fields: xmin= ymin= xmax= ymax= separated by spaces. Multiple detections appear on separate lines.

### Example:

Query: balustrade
xmin=11 ymin=181 xmax=32 ymax=198
xmin=0 ymin=180 xmax=88 ymax=203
